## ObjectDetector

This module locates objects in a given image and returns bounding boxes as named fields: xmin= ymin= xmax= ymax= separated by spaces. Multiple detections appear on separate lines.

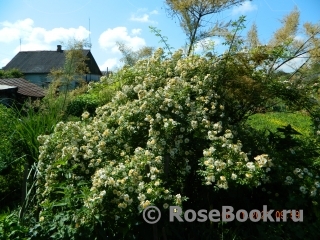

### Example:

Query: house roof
xmin=0 ymin=78 xmax=45 ymax=98
xmin=3 ymin=47 xmax=102 ymax=76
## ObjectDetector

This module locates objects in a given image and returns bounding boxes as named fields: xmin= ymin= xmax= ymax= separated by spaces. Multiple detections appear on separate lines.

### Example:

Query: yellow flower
xmin=82 ymin=111 xmax=90 ymax=120
xmin=102 ymin=129 xmax=110 ymax=137
xmin=245 ymin=173 xmax=252 ymax=178
xmin=142 ymin=200 xmax=151 ymax=209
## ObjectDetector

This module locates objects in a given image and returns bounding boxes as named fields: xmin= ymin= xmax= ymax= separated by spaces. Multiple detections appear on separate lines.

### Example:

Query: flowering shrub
xmin=32 ymin=47 xmax=320 ymax=239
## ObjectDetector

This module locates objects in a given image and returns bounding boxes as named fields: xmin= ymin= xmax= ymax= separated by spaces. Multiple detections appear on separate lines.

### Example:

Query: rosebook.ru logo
xmin=143 ymin=205 xmax=303 ymax=224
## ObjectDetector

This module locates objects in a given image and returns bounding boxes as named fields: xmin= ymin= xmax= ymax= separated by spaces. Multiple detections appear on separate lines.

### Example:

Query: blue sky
xmin=0 ymin=0 xmax=319 ymax=72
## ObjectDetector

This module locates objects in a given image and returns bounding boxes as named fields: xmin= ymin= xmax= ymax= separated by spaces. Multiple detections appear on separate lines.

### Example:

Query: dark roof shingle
xmin=3 ymin=49 xmax=101 ymax=75
xmin=0 ymin=78 xmax=45 ymax=97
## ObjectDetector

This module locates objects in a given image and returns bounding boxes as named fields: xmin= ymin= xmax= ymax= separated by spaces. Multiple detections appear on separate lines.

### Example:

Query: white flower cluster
xmin=292 ymin=168 xmax=319 ymax=197
xmin=200 ymin=123 xmax=274 ymax=189
xmin=254 ymin=154 xmax=273 ymax=169
xmin=35 ymin=48 xmax=319 ymax=227
xmin=38 ymin=50 xmax=219 ymax=223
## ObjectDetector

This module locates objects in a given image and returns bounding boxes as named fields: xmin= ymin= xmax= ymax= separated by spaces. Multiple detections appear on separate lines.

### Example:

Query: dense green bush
xmin=66 ymin=94 xmax=100 ymax=117
xmin=5 ymin=14 xmax=319 ymax=238
xmin=29 ymin=45 xmax=320 ymax=239
xmin=0 ymin=68 xmax=24 ymax=79
xmin=0 ymin=105 xmax=25 ymax=210
xmin=0 ymin=210 xmax=29 ymax=240
xmin=65 ymin=76 xmax=126 ymax=118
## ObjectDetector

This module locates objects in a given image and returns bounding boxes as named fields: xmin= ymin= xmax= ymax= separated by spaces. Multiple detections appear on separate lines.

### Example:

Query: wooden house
xmin=2 ymin=45 xmax=102 ymax=89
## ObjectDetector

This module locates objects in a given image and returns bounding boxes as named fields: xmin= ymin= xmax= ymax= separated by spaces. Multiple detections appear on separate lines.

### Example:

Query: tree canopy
xmin=165 ymin=0 xmax=249 ymax=55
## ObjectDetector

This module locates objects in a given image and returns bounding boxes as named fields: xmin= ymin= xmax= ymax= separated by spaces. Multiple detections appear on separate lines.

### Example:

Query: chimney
xmin=57 ymin=45 xmax=62 ymax=52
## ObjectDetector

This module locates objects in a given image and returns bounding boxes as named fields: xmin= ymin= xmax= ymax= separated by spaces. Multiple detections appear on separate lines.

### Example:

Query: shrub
xmin=0 ymin=104 xmax=25 ymax=210
xmin=65 ymin=75 xmax=126 ymax=118
xmin=66 ymin=94 xmax=100 ymax=117
xmin=0 ymin=210 xmax=29 ymax=239
xmin=0 ymin=68 xmax=24 ymax=79
xmin=31 ymin=47 xmax=320 ymax=239
xmin=16 ymin=13 xmax=320 ymax=239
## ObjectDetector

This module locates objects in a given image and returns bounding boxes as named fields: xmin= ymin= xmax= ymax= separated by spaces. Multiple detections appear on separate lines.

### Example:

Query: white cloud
xmin=13 ymin=42 xmax=51 ymax=53
xmin=129 ymin=9 xmax=158 ymax=23
xmin=0 ymin=18 xmax=33 ymax=43
xmin=0 ymin=58 xmax=10 ymax=68
xmin=150 ymin=10 xmax=159 ymax=15
xmin=43 ymin=26 xmax=89 ymax=43
xmin=130 ymin=14 xmax=152 ymax=23
xmin=1 ymin=18 xmax=34 ymax=29
xmin=131 ymin=28 xmax=142 ymax=35
xmin=0 ymin=27 xmax=21 ymax=43
xmin=99 ymin=58 xmax=120 ymax=71
xmin=232 ymin=1 xmax=257 ymax=15
xmin=0 ymin=18 xmax=89 ymax=46
xmin=98 ymin=27 xmax=148 ymax=70
xmin=98 ymin=27 xmax=146 ymax=52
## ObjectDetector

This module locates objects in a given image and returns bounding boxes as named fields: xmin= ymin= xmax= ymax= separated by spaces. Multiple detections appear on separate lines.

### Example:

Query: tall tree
xmin=247 ymin=23 xmax=260 ymax=49
xmin=218 ymin=8 xmax=320 ymax=122
xmin=116 ymin=41 xmax=154 ymax=67
xmin=165 ymin=0 xmax=248 ymax=56
xmin=49 ymin=39 xmax=90 ymax=109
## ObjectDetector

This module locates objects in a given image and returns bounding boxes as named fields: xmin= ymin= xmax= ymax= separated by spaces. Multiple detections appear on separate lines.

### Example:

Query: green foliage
xmin=49 ymin=39 xmax=91 ymax=111
xmin=3 ymin=12 xmax=320 ymax=240
xmin=66 ymin=94 xmax=100 ymax=117
xmin=0 ymin=210 xmax=29 ymax=240
xmin=86 ymin=75 xmax=128 ymax=104
xmin=165 ymin=0 xmax=246 ymax=55
xmin=116 ymin=41 xmax=155 ymax=67
xmin=149 ymin=26 xmax=173 ymax=57
xmin=0 ymin=87 xmax=74 ymax=213
xmin=29 ymin=43 xmax=320 ymax=239
xmin=0 ymin=105 xmax=16 ymax=169
xmin=65 ymin=76 xmax=124 ymax=118
xmin=248 ymin=112 xmax=313 ymax=137
xmin=0 ymin=68 xmax=24 ymax=79
xmin=0 ymin=105 xmax=25 ymax=210
xmin=13 ymin=97 xmax=64 ymax=164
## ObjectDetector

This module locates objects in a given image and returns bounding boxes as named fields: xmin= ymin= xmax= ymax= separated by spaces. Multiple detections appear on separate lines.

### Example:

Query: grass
xmin=247 ymin=111 xmax=313 ymax=137
xmin=0 ymin=208 xmax=10 ymax=221
xmin=0 ymin=213 xmax=8 ymax=222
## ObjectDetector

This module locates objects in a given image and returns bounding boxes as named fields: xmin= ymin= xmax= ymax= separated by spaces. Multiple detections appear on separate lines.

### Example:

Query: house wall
xmin=24 ymin=73 xmax=49 ymax=88
xmin=70 ymin=74 xmax=101 ymax=86
xmin=24 ymin=73 xmax=101 ymax=90
xmin=85 ymin=74 xmax=101 ymax=82
xmin=65 ymin=74 xmax=101 ymax=90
